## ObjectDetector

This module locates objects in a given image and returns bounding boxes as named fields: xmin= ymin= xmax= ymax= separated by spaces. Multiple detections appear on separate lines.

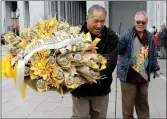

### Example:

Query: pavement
xmin=1 ymin=46 xmax=167 ymax=118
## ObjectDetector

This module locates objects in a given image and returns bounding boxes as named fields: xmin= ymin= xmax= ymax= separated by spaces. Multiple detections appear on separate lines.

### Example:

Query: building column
xmin=17 ymin=1 xmax=25 ymax=29
xmin=159 ymin=1 xmax=166 ymax=29
xmin=104 ymin=1 xmax=109 ymax=27
xmin=155 ymin=1 xmax=166 ymax=31
xmin=1 ymin=1 xmax=6 ymax=34
xmin=86 ymin=1 xmax=109 ymax=27
xmin=147 ymin=1 xmax=166 ymax=31
xmin=44 ymin=1 xmax=49 ymax=19
xmin=5 ymin=2 xmax=12 ymax=32
xmin=147 ymin=1 xmax=157 ymax=30
xmin=57 ymin=1 xmax=61 ymax=21
xmin=24 ymin=1 xmax=30 ymax=27
xmin=29 ymin=1 xmax=45 ymax=26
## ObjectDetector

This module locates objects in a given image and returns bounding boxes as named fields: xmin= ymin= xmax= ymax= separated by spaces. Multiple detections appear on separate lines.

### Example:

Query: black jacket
xmin=158 ymin=28 xmax=167 ymax=47
xmin=71 ymin=22 xmax=119 ymax=96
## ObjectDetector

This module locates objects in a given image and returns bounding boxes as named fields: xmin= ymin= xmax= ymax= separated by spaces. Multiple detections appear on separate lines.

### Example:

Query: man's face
xmin=86 ymin=10 xmax=105 ymax=35
xmin=160 ymin=24 xmax=165 ymax=30
xmin=135 ymin=14 xmax=147 ymax=32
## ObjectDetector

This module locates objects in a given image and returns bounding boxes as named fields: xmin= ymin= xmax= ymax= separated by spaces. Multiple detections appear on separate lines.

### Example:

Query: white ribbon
xmin=15 ymin=36 xmax=91 ymax=97
xmin=16 ymin=59 xmax=25 ymax=97
xmin=24 ymin=37 xmax=91 ymax=61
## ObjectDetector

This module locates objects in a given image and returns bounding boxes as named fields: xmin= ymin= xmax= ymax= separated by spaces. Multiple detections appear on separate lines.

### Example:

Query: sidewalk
xmin=1 ymin=46 xmax=166 ymax=118
xmin=1 ymin=45 xmax=10 ymax=56
xmin=2 ymin=71 xmax=166 ymax=118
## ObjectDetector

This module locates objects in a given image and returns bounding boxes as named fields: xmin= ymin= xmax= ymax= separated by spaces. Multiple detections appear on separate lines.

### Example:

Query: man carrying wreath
xmin=71 ymin=4 xmax=119 ymax=119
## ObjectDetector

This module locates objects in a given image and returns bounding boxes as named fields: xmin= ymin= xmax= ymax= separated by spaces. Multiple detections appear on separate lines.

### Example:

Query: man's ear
xmin=146 ymin=20 xmax=148 ymax=25
xmin=86 ymin=16 xmax=89 ymax=22
xmin=146 ymin=22 xmax=148 ymax=26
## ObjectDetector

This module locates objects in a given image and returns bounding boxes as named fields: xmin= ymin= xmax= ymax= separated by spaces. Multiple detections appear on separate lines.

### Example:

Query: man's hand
xmin=96 ymin=72 xmax=100 ymax=78
xmin=153 ymin=71 xmax=160 ymax=78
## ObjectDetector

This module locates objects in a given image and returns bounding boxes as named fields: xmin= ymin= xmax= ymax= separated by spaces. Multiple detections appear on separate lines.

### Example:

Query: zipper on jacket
xmin=124 ymin=31 xmax=134 ymax=82
xmin=148 ymin=33 xmax=152 ymax=81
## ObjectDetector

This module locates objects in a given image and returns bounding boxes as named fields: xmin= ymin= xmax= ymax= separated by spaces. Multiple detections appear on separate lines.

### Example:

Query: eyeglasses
xmin=136 ymin=21 xmax=146 ymax=25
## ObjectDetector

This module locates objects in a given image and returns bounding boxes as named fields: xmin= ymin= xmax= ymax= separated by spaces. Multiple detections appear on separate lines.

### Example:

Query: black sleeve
xmin=151 ymin=37 xmax=160 ymax=72
xmin=158 ymin=28 xmax=166 ymax=40
xmin=158 ymin=31 xmax=162 ymax=39
xmin=119 ymin=31 xmax=128 ymax=55
xmin=105 ymin=29 xmax=119 ymax=73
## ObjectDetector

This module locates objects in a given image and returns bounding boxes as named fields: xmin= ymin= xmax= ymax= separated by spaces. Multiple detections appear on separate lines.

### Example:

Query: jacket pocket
xmin=120 ymin=65 xmax=124 ymax=71
xmin=117 ymin=64 xmax=125 ymax=71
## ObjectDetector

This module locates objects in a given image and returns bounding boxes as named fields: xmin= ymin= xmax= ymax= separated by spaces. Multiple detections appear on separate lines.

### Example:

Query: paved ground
xmin=1 ymin=46 xmax=166 ymax=118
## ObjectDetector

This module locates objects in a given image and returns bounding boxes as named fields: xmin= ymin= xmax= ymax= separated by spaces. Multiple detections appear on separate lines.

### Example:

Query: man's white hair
xmin=87 ymin=4 xmax=107 ymax=18
xmin=134 ymin=11 xmax=148 ymax=21
xmin=160 ymin=22 xmax=166 ymax=27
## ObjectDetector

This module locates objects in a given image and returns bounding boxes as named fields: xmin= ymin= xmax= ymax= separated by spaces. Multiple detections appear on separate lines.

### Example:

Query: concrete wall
xmin=109 ymin=1 xmax=146 ymax=34
xmin=86 ymin=1 xmax=105 ymax=13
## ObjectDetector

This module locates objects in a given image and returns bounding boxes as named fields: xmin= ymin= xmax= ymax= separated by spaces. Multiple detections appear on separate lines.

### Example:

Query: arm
xmin=118 ymin=31 xmax=128 ymax=55
xmin=105 ymin=29 xmax=119 ymax=73
xmin=158 ymin=28 xmax=166 ymax=40
xmin=151 ymin=37 xmax=160 ymax=72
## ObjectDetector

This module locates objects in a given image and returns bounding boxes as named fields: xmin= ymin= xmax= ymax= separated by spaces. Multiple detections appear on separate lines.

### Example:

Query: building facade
xmin=1 ymin=1 xmax=167 ymax=35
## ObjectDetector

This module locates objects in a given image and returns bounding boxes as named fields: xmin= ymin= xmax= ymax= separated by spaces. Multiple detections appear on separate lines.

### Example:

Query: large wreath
xmin=2 ymin=19 xmax=107 ymax=99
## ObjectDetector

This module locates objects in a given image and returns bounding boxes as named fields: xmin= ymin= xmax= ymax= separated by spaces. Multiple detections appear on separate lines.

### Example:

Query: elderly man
xmin=71 ymin=4 xmax=118 ymax=119
xmin=158 ymin=23 xmax=167 ymax=59
xmin=117 ymin=11 xmax=160 ymax=119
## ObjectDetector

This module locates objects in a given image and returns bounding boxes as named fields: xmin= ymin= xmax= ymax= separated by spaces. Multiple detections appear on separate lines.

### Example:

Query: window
xmin=45 ymin=1 xmax=86 ymax=26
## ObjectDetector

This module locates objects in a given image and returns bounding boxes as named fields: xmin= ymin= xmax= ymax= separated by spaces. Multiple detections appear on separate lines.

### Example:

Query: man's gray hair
xmin=87 ymin=5 xmax=107 ymax=17
xmin=160 ymin=22 xmax=166 ymax=27
xmin=134 ymin=11 xmax=148 ymax=21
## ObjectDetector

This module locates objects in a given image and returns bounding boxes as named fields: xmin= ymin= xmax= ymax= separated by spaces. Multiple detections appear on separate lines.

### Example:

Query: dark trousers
xmin=71 ymin=94 xmax=109 ymax=119
xmin=120 ymin=81 xmax=149 ymax=119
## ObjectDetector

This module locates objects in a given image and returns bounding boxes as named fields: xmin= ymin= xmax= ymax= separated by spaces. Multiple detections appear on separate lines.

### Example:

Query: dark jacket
xmin=71 ymin=22 xmax=119 ymax=96
xmin=117 ymin=28 xmax=160 ymax=82
xmin=158 ymin=28 xmax=167 ymax=47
